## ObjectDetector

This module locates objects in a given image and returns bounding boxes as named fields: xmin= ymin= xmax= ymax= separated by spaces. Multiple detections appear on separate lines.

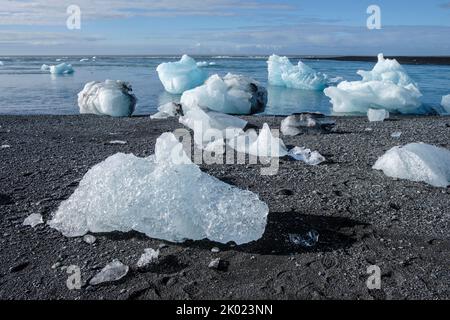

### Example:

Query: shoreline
xmin=0 ymin=114 xmax=449 ymax=299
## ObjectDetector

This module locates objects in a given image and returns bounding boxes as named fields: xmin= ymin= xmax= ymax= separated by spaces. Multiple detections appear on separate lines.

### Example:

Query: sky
xmin=0 ymin=0 xmax=450 ymax=55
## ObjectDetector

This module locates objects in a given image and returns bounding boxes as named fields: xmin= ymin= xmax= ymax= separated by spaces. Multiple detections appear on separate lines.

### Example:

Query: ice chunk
xmin=48 ymin=132 xmax=268 ymax=244
xmin=441 ymin=94 xmax=450 ymax=113
xmin=150 ymin=102 xmax=183 ymax=119
xmin=267 ymin=55 xmax=328 ymax=90
xmin=80 ymin=58 xmax=89 ymax=62
xmin=78 ymin=80 xmax=137 ymax=117
xmin=281 ymin=113 xmax=335 ymax=136
xmin=83 ymin=234 xmax=96 ymax=244
xmin=391 ymin=131 xmax=402 ymax=138
xmin=89 ymin=260 xmax=129 ymax=285
xmin=107 ymin=140 xmax=127 ymax=145
xmin=368 ymin=108 xmax=389 ymax=122
xmin=288 ymin=147 xmax=325 ymax=165
xmin=156 ymin=55 xmax=207 ymax=94
xmin=23 ymin=213 xmax=44 ymax=227
xmin=179 ymin=106 xmax=247 ymax=151
xmin=373 ymin=143 xmax=450 ymax=187
xmin=43 ymin=63 xmax=74 ymax=75
xmin=324 ymin=54 xmax=422 ymax=114
xmin=136 ymin=248 xmax=160 ymax=268
xmin=180 ymin=73 xmax=267 ymax=115
xmin=289 ymin=230 xmax=319 ymax=247
xmin=229 ymin=123 xmax=288 ymax=157
xmin=1 ymin=144 xmax=11 ymax=149
xmin=196 ymin=61 xmax=215 ymax=67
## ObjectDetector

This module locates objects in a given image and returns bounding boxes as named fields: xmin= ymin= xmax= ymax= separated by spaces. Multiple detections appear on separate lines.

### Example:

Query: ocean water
xmin=0 ymin=55 xmax=449 ymax=116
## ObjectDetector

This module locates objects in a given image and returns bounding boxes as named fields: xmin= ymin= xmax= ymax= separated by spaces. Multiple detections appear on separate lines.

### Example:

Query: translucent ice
xmin=156 ymin=55 xmax=207 ymax=94
xmin=373 ymin=143 xmax=450 ymax=187
xmin=368 ymin=108 xmax=389 ymax=122
xmin=136 ymin=248 xmax=160 ymax=268
xmin=180 ymin=73 xmax=267 ymax=115
xmin=441 ymin=94 xmax=450 ymax=113
xmin=42 ymin=63 xmax=74 ymax=75
xmin=229 ymin=123 xmax=288 ymax=157
xmin=267 ymin=55 xmax=328 ymax=91
xmin=23 ymin=213 xmax=44 ymax=227
xmin=78 ymin=80 xmax=137 ymax=117
xmin=150 ymin=102 xmax=182 ymax=119
xmin=324 ymin=54 xmax=422 ymax=114
xmin=89 ymin=260 xmax=129 ymax=285
xmin=289 ymin=230 xmax=319 ymax=247
xmin=281 ymin=113 xmax=335 ymax=136
xmin=288 ymin=147 xmax=326 ymax=165
xmin=83 ymin=234 xmax=96 ymax=244
xmin=48 ymin=132 xmax=269 ymax=244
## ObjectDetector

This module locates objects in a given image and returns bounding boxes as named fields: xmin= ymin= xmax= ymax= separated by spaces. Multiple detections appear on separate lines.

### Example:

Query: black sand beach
xmin=0 ymin=114 xmax=449 ymax=300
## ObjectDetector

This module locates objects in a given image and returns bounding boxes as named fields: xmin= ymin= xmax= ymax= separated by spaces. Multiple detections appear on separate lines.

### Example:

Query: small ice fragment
xmin=83 ymin=234 xmax=96 ymax=244
xmin=156 ymin=55 xmax=207 ymax=94
xmin=289 ymin=230 xmax=319 ymax=247
xmin=211 ymin=247 xmax=220 ymax=253
xmin=107 ymin=140 xmax=127 ymax=145
xmin=288 ymin=147 xmax=325 ymax=165
xmin=267 ymin=55 xmax=328 ymax=90
xmin=41 ymin=64 xmax=50 ymax=71
xmin=181 ymin=73 xmax=267 ymax=115
xmin=136 ymin=248 xmax=160 ymax=268
xmin=391 ymin=131 xmax=402 ymax=138
xmin=89 ymin=260 xmax=129 ymax=286
xmin=80 ymin=58 xmax=89 ymax=62
xmin=228 ymin=123 xmax=288 ymax=157
xmin=1 ymin=145 xmax=11 ymax=149
xmin=368 ymin=108 xmax=389 ymax=122
xmin=365 ymin=127 xmax=373 ymax=132
xmin=23 ymin=213 xmax=44 ymax=227
xmin=150 ymin=102 xmax=182 ymax=119
xmin=373 ymin=143 xmax=450 ymax=187
xmin=281 ymin=113 xmax=335 ymax=136
xmin=441 ymin=94 xmax=450 ymax=113
xmin=78 ymin=80 xmax=137 ymax=117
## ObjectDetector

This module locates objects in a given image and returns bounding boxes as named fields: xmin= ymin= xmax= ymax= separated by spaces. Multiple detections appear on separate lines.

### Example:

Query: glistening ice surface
xmin=48 ymin=132 xmax=269 ymax=244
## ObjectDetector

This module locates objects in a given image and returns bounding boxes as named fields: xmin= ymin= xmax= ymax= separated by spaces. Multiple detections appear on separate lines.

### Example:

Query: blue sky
xmin=1 ymin=0 xmax=450 ymax=55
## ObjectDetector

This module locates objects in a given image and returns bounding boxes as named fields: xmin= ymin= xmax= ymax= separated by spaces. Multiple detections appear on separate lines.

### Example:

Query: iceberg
xmin=367 ymin=108 xmax=389 ymax=122
xmin=267 ymin=54 xmax=328 ymax=91
xmin=441 ymin=94 xmax=450 ymax=113
xmin=373 ymin=143 xmax=450 ymax=187
xmin=78 ymin=80 xmax=137 ymax=117
xmin=42 ymin=63 xmax=74 ymax=75
xmin=180 ymin=73 xmax=267 ymax=115
xmin=156 ymin=55 xmax=207 ymax=94
xmin=324 ymin=54 xmax=422 ymax=114
xmin=229 ymin=123 xmax=288 ymax=157
xmin=48 ymin=132 xmax=269 ymax=244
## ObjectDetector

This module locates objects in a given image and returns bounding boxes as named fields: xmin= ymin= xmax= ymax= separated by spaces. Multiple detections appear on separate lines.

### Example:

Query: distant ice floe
xmin=373 ymin=143 xmax=450 ymax=187
xmin=41 ymin=63 xmax=74 ymax=75
xmin=156 ymin=55 xmax=207 ymax=94
xmin=80 ymin=58 xmax=89 ymax=62
xmin=196 ymin=61 xmax=216 ymax=67
xmin=324 ymin=54 xmax=423 ymax=114
xmin=0 ymin=61 xmax=3 ymax=66
xmin=267 ymin=54 xmax=329 ymax=91
xmin=180 ymin=73 xmax=267 ymax=115
xmin=48 ymin=132 xmax=269 ymax=244
xmin=367 ymin=108 xmax=389 ymax=122
xmin=441 ymin=94 xmax=450 ymax=113
xmin=78 ymin=80 xmax=137 ymax=117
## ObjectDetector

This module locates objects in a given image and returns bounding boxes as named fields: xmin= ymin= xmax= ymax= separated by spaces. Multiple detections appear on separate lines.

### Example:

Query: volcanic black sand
xmin=0 ymin=114 xmax=449 ymax=300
